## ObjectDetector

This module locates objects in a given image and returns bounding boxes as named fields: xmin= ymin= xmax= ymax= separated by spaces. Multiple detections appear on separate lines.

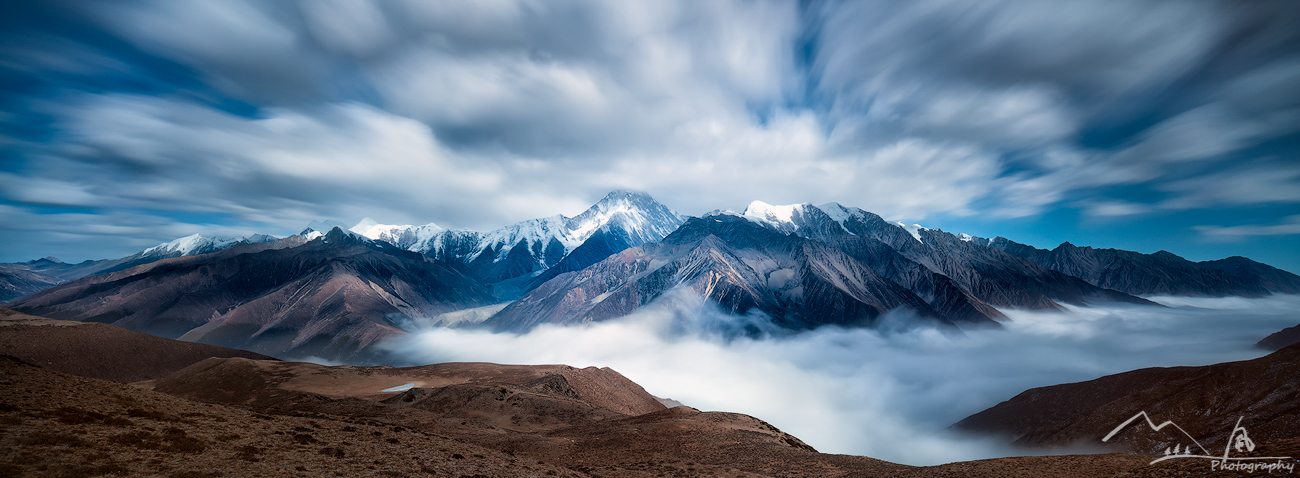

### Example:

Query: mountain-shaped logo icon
xmin=1103 ymin=411 xmax=1294 ymax=472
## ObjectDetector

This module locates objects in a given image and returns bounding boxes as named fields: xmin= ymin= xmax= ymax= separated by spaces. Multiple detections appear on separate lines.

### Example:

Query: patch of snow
xmin=476 ymin=215 xmax=570 ymax=262
xmin=896 ymin=222 xmax=926 ymax=242
xmin=815 ymin=202 xmax=852 ymax=222
xmin=341 ymin=191 xmax=684 ymax=271
xmin=381 ymin=383 xmax=416 ymax=392
xmin=767 ymin=268 xmax=796 ymax=290
xmin=590 ymin=290 xmax=615 ymax=305
xmin=409 ymin=303 xmax=511 ymax=328
xmin=743 ymin=200 xmax=801 ymax=225
xmin=141 ymin=233 xmax=253 ymax=257
xmin=350 ymin=217 xmax=380 ymax=235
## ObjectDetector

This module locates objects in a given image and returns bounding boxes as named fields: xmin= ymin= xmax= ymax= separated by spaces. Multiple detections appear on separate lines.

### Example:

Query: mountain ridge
xmin=989 ymin=237 xmax=1300 ymax=297
xmin=7 ymin=227 xmax=495 ymax=363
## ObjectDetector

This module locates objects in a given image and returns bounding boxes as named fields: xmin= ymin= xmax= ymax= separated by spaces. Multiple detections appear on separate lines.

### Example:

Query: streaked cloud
xmin=0 ymin=0 xmax=1297 ymax=270
xmin=1196 ymin=215 xmax=1300 ymax=240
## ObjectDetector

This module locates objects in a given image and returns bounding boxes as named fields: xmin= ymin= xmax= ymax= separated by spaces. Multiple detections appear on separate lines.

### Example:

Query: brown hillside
xmin=954 ymin=343 xmax=1300 ymax=454
xmin=0 ymin=309 xmax=1228 ymax=477
xmin=0 ymin=308 xmax=274 ymax=383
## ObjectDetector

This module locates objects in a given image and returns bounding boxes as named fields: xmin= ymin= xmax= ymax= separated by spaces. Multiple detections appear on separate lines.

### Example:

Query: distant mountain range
xmin=326 ymin=190 xmax=686 ymax=298
xmin=0 ymin=233 xmax=279 ymax=302
xmin=8 ymin=229 xmax=493 ymax=362
xmin=6 ymin=191 xmax=1300 ymax=362
xmin=988 ymin=238 xmax=1300 ymax=297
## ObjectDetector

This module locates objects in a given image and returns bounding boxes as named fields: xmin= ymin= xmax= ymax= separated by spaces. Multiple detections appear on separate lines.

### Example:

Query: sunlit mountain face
xmin=2 ymin=1 xmax=1299 ymax=472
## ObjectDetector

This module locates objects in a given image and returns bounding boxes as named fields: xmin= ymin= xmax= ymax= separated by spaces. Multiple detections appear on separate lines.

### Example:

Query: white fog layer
xmin=383 ymin=294 xmax=1300 ymax=466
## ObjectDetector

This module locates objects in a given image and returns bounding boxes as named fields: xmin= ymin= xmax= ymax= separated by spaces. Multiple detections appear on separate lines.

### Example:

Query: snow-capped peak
xmin=347 ymin=217 xmax=445 ymax=244
xmin=466 ymin=190 xmax=683 ymax=266
xmin=350 ymin=217 xmax=380 ymax=235
xmin=565 ymin=191 xmax=682 ymax=245
xmin=142 ymin=233 xmax=210 ymax=256
xmin=702 ymin=209 xmax=740 ymax=218
xmin=140 ymin=232 xmax=279 ymax=258
xmin=896 ymin=222 xmax=927 ymax=242
xmin=743 ymin=200 xmax=804 ymax=225
xmin=303 ymin=219 xmax=350 ymax=235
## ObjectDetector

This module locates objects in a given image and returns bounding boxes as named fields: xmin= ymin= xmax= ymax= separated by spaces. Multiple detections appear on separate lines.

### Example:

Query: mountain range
xmin=6 ymin=190 xmax=1300 ymax=363
xmin=8 ymin=230 xmax=494 ymax=362
xmin=988 ymin=238 xmax=1300 ymax=297
xmin=0 ymin=233 xmax=279 ymax=302
xmin=487 ymin=213 xmax=983 ymax=333
xmin=344 ymin=189 xmax=686 ymax=298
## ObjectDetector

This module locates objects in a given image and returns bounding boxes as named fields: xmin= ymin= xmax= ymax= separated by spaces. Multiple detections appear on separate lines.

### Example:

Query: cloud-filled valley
xmin=385 ymin=292 xmax=1300 ymax=465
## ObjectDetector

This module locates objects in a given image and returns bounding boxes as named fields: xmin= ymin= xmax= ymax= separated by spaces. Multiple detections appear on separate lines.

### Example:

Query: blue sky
xmin=1 ymin=1 xmax=1298 ymax=273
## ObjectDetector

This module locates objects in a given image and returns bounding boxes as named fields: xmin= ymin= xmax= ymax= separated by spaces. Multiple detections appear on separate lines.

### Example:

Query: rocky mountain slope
xmin=486 ymin=214 xmax=977 ymax=333
xmin=0 ymin=234 xmax=279 ymax=302
xmin=6 ymin=228 xmax=494 ymax=362
xmin=487 ymin=201 xmax=1164 ymax=334
xmin=351 ymin=190 xmax=685 ymax=296
xmin=0 ymin=266 xmax=61 ymax=303
xmin=739 ymin=201 xmax=1152 ymax=310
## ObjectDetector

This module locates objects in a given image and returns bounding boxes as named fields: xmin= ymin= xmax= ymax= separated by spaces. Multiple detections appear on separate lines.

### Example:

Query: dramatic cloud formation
xmin=384 ymin=292 xmax=1300 ymax=465
xmin=1 ymin=1 xmax=1298 ymax=272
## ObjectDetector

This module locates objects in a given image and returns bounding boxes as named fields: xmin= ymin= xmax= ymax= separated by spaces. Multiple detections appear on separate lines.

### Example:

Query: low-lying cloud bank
xmin=382 ymin=293 xmax=1300 ymax=466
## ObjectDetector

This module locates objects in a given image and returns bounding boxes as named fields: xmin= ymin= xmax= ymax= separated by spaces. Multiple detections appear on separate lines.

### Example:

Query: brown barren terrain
xmin=0 ymin=308 xmax=275 ymax=383
xmin=954 ymin=342 xmax=1300 ymax=457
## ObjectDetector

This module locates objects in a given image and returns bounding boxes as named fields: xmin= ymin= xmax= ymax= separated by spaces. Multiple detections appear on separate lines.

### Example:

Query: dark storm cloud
xmin=0 ymin=0 xmax=1298 ymax=263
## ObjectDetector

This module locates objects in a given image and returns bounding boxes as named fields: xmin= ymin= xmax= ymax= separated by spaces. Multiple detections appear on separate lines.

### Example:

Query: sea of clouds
xmin=382 ymin=292 xmax=1300 ymax=466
